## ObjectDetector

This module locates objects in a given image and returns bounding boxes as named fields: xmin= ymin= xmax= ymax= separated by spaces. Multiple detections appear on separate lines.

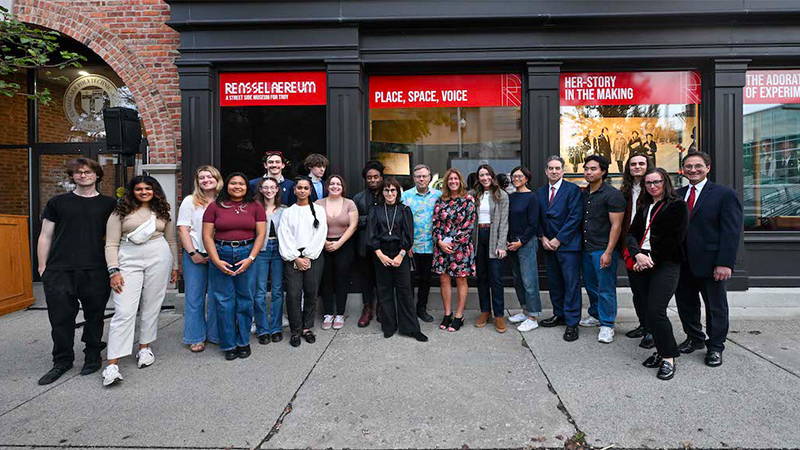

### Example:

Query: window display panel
xmin=369 ymin=74 xmax=522 ymax=190
xmin=559 ymin=71 xmax=701 ymax=187
xmin=743 ymin=70 xmax=800 ymax=231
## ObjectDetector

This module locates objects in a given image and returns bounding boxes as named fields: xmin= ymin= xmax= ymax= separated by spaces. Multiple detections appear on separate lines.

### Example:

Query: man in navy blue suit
xmin=249 ymin=151 xmax=296 ymax=205
xmin=537 ymin=156 xmax=585 ymax=341
xmin=675 ymin=151 xmax=743 ymax=367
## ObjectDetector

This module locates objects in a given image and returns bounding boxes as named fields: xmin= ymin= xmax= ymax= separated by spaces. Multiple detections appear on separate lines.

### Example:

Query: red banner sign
xmin=560 ymin=71 xmax=702 ymax=106
xmin=745 ymin=70 xmax=800 ymax=104
xmin=220 ymin=72 xmax=326 ymax=106
xmin=369 ymin=74 xmax=522 ymax=108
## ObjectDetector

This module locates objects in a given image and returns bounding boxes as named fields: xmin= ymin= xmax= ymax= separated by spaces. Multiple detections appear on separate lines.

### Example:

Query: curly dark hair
xmin=114 ymin=175 xmax=171 ymax=222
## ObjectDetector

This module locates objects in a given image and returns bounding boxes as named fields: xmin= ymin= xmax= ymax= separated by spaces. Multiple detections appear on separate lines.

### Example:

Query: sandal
xmin=189 ymin=342 xmax=205 ymax=353
xmin=448 ymin=316 xmax=465 ymax=332
xmin=439 ymin=314 xmax=453 ymax=330
xmin=302 ymin=330 xmax=316 ymax=344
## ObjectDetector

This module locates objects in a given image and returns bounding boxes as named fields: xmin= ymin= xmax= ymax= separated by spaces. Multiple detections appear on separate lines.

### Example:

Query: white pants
xmin=107 ymin=238 xmax=173 ymax=360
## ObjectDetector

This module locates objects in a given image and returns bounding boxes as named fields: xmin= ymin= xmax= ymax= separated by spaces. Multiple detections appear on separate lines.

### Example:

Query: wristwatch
xmin=108 ymin=268 xmax=120 ymax=275
xmin=188 ymin=250 xmax=197 ymax=256
xmin=248 ymin=255 xmax=256 ymax=262
xmin=399 ymin=250 xmax=407 ymax=257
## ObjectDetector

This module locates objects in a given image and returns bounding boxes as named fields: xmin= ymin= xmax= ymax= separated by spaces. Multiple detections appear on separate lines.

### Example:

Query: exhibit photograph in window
xmin=559 ymin=71 xmax=701 ymax=186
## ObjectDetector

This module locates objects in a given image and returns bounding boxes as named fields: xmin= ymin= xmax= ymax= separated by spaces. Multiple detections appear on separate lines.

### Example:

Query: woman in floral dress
xmin=432 ymin=168 xmax=476 ymax=332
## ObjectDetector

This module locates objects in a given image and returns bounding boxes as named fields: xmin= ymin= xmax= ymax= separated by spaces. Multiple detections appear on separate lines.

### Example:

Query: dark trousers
xmin=285 ymin=257 xmax=324 ymax=333
xmin=616 ymin=160 xmax=625 ymax=172
xmin=321 ymin=238 xmax=355 ymax=315
xmin=476 ymin=227 xmax=505 ymax=317
xmin=627 ymin=268 xmax=649 ymax=330
xmin=639 ymin=261 xmax=681 ymax=358
xmin=544 ymin=250 xmax=582 ymax=326
xmin=359 ymin=254 xmax=378 ymax=305
xmin=42 ymin=269 xmax=111 ymax=366
xmin=412 ymin=252 xmax=434 ymax=312
xmin=675 ymin=263 xmax=730 ymax=352
xmin=374 ymin=254 xmax=420 ymax=335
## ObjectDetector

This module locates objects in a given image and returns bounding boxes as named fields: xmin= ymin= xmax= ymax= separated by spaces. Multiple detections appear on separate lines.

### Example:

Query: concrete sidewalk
xmin=1 ymin=289 xmax=799 ymax=449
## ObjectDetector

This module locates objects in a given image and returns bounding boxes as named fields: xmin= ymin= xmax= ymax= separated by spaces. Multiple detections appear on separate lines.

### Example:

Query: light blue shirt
xmin=401 ymin=187 xmax=442 ymax=254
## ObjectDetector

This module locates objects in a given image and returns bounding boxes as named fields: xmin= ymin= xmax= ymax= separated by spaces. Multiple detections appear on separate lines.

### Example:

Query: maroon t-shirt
xmin=203 ymin=201 xmax=266 ymax=241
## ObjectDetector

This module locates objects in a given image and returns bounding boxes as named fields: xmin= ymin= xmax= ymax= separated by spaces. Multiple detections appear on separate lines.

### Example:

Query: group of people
xmin=571 ymin=128 xmax=659 ymax=173
xmin=35 ymin=147 xmax=741 ymax=388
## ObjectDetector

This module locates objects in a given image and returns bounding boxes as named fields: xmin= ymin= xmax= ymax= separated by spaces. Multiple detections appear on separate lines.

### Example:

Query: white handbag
xmin=126 ymin=213 xmax=157 ymax=244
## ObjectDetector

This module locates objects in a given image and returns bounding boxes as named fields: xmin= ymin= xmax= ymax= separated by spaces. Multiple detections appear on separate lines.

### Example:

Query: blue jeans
xmin=209 ymin=243 xmax=256 ymax=351
xmin=476 ymin=227 xmax=505 ymax=317
xmin=581 ymin=250 xmax=619 ymax=328
xmin=254 ymin=239 xmax=284 ymax=336
xmin=182 ymin=250 xmax=219 ymax=344
xmin=509 ymin=239 xmax=542 ymax=316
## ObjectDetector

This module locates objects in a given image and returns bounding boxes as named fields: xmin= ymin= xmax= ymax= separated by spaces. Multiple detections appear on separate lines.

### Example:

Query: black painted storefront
xmin=166 ymin=0 xmax=800 ymax=289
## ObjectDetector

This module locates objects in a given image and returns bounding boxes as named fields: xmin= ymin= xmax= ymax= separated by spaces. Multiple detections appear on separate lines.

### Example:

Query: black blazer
xmin=626 ymin=198 xmax=689 ymax=264
xmin=677 ymin=181 xmax=743 ymax=278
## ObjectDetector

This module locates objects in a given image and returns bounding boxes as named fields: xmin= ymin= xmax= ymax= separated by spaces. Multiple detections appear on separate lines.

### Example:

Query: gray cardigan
xmin=471 ymin=189 xmax=509 ymax=259
xmin=262 ymin=205 xmax=287 ymax=251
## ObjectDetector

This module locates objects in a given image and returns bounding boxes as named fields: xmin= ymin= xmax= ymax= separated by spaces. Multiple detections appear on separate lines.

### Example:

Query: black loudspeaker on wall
xmin=103 ymin=107 xmax=142 ymax=185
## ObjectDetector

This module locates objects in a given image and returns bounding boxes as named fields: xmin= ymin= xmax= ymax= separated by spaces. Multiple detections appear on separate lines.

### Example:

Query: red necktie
xmin=687 ymin=186 xmax=696 ymax=214
xmin=549 ymin=187 xmax=555 ymax=205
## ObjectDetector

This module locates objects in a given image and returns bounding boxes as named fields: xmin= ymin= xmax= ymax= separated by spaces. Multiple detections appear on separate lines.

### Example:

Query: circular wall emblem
xmin=63 ymin=75 xmax=121 ymax=132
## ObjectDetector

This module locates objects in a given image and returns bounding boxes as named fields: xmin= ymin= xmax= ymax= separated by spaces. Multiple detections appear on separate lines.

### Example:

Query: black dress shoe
xmin=417 ymin=309 xmax=434 ymax=323
xmin=642 ymin=352 xmax=663 ymax=368
xmin=678 ymin=338 xmax=705 ymax=354
xmin=657 ymin=360 xmax=676 ymax=380
xmin=271 ymin=332 xmax=283 ymax=343
xmin=38 ymin=364 xmax=72 ymax=385
xmin=384 ymin=329 xmax=396 ymax=338
xmin=411 ymin=331 xmax=428 ymax=342
xmin=540 ymin=315 xmax=567 ymax=328
xmin=80 ymin=360 xmax=102 ymax=376
xmin=639 ymin=333 xmax=656 ymax=349
xmin=258 ymin=334 xmax=271 ymax=345
xmin=290 ymin=333 xmax=302 ymax=347
xmin=625 ymin=325 xmax=646 ymax=338
xmin=237 ymin=345 xmax=252 ymax=359
xmin=705 ymin=351 xmax=723 ymax=367
xmin=224 ymin=349 xmax=239 ymax=361
xmin=302 ymin=331 xmax=316 ymax=344
xmin=563 ymin=325 xmax=579 ymax=342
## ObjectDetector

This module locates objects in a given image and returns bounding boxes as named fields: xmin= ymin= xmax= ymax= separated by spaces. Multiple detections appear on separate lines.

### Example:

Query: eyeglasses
xmin=683 ymin=164 xmax=707 ymax=171
xmin=383 ymin=188 xmax=398 ymax=194
xmin=261 ymin=186 xmax=278 ymax=191
xmin=75 ymin=170 xmax=95 ymax=177
xmin=645 ymin=180 xmax=664 ymax=187
xmin=414 ymin=174 xmax=430 ymax=179
xmin=511 ymin=175 xmax=526 ymax=180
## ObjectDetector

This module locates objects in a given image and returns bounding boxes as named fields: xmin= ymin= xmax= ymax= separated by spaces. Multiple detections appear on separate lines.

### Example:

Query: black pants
xmin=285 ymin=257 xmax=324 ymax=333
xmin=675 ymin=263 xmax=730 ymax=352
xmin=639 ymin=261 xmax=681 ymax=358
xmin=374 ymin=253 xmax=420 ymax=336
xmin=359 ymin=253 xmax=378 ymax=305
xmin=412 ymin=253 xmax=434 ymax=312
xmin=321 ymin=238 xmax=355 ymax=315
xmin=616 ymin=160 xmax=625 ymax=172
xmin=627 ymin=268 xmax=649 ymax=330
xmin=42 ymin=268 xmax=111 ymax=366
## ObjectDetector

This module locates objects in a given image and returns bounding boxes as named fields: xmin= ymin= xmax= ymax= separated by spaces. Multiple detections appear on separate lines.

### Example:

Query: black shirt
xmin=366 ymin=203 xmax=414 ymax=255
xmin=581 ymin=182 xmax=627 ymax=252
xmin=41 ymin=192 xmax=117 ymax=270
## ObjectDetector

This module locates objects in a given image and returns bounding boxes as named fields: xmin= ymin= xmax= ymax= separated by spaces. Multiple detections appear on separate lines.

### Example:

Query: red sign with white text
xmin=560 ymin=71 xmax=702 ymax=106
xmin=369 ymin=74 xmax=522 ymax=108
xmin=745 ymin=70 xmax=800 ymax=104
xmin=220 ymin=72 xmax=326 ymax=106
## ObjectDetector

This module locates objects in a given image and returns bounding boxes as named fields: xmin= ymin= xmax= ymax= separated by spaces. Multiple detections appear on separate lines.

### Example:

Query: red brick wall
xmin=0 ymin=72 xmax=28 ymax=146
xmin=0 ymin=149 xmax=30 ymax=215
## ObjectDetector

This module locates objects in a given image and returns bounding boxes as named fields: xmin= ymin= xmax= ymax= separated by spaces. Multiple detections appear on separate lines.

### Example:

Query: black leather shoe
xmin=290 ymin=333 xmax=302 ymax=347
xmin=540 ymin=315 xmax=567 ymax=328
xmin=302 ymin=331 xmax=316 ymax=344
xmin=384 ymin=329 xmax=396 ymax=338
xmin=705 ymin=350 xmax=723 ymax=367
xmin=625 ymin=325 xmax=646 ymax=338
xmin=411 ymin=331 xmax=428 ymax=342
xmin=271 ymin=332 xmax=283 ymax=343
xmin=38 ymin=364 xmax=72 ymax=385
xmin=642 ymin=352 xmax=663 ymax=368
xmin=258 ymin=334 xmax=271 ymax=345
xmin=563 ymin=325 xmax=579 ymax=342
xmin=80 ymin=360 xmax=102 ymax=376
xmin=417 ymin=309 xmax=434 ymax=323
xmin=657 ymin=360 xmax=676 ymax=380
xmin=224 ymin=349 xmax=239 ymax=361
xmin=237 ymin=345 xmax=251 ymax=359
xmin=639 ymin=333 xmax=656 ymax=349
xmin=678 ymin=338 xmax=705 ymax=354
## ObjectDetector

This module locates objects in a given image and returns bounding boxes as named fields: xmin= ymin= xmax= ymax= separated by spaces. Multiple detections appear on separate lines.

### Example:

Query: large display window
xmin=743 ymin=70 xmax=800 ymax=231
xmin=369 ymin=74 xmax=522 ymax=190
xmin=559 ymin=71 xmax=701 ymax=187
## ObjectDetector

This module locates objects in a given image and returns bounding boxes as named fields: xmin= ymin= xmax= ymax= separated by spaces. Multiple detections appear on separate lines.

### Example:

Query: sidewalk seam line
xmin=727 ymin=337 xmax=800 ymax=379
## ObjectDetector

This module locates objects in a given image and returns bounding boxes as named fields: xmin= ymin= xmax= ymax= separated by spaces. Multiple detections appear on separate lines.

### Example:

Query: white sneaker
xmin=251 ymin=321 xmax=257 ymax=334
xmin=517 ymin=318 xmax=539 ymax=332
xmin=102 ymin=364 xmax=123 ymax=387
xmin=322 ymin=315 xmax=334 ymax=330
xmin=508 ymin=313 xmax=527 ymax=323
xmin=282 ymin=315 xmax=290 ymax=328
xmin=579 ymin=316 xmax=601 ymax=327
xmin=333 ymin=315 xmax=345 ymax=329
xmin=136 ymin=347 xmax=155 ymax=368
xmin=598 ymin=326 xmax=615 ymax=344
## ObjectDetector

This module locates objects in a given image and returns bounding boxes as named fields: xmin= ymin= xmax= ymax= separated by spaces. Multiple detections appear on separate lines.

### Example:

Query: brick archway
xmin=13 ymin=1 xmax=180 ymax=164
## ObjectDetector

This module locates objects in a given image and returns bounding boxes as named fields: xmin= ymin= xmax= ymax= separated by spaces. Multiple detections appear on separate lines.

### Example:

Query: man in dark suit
xmin=675 ymin=151 xmax=743 ymax=367
xmin=776 ymin=148 xmax=800 ymax=184
xmin=594 ymin=127 xmax=612 ymax=162
xmin=643 ymin=133 xmax=658 ymax=165
xmin=537 ymin=155 xmax=585 ymax=341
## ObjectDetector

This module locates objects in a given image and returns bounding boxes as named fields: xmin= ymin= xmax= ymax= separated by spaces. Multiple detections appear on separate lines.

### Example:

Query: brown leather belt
xmin=478 ymin=223 xmax=491 ymax=229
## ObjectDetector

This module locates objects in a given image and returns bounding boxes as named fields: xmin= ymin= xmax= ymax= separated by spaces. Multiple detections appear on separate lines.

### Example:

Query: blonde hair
xmin=192 ymin=165 xmax=223 ymax=208
xmin=441 ymin=168 xmax=467 ymax=200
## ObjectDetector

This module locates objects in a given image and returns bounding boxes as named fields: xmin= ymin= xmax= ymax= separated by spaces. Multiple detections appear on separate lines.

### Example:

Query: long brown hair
xmin=640 ymin=167 xmax=679 ymax=205
xmin=114 ymin=175 xmax=171 ymax=222
xmin=620 ymin=153 xmax=652 ymax=209
xmin=441 ymin=168 xmax=467 ymax=200
xmin=473 ymin=164 xmax=502 ymax=204
xmin=191 ymin=165 xmax=223 ymax=208
xmin=254 ymin=176 xmax=282 ymax=209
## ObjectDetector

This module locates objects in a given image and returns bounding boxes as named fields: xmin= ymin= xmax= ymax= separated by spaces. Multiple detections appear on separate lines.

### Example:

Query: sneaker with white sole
xmin=508 ymin=313 xmax=527 ymax=323
xmin=579 ymin=316 xmax=601 ymax=327
xmin=102 ymin=364 xmax=123 ymax=387
xmin=517 ymin=318 xmax=539 ymax=332
xmin=322 ymin=315 xmax=334 ymax=330
xmin=333 ymin=315 xmax=345 ymax=329
xmin=282 ymin=315 xmax=290 ymax=328
xmin=598 ymin=326 xmax=615 ymax=343
xmin=136 ymin=347 xmax=155 ymax=368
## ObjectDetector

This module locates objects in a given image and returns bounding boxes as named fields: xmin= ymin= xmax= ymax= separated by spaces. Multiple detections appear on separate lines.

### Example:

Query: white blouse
xmin=277 ymin=203 xmax=328 ymax=261
xmin=177 ymin=195 xmax=209 ymax=253
xmin=478 ymin=192 xmax=491 ymax=224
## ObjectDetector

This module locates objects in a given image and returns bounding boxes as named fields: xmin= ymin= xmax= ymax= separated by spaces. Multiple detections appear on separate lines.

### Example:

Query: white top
xmin=549 ymin=178 xmax=563 ymax=199
xmin=641 ymin=204 xmax=656 ymax=251
xmin=177 ymin=194 xmax=209 ymax=253
xmin=684 ymin=177 xmax=708 ymax=202
xmin=478 ymin=192 xmax=491 ymax=224
xmin=278 ymin=203 xmax=328 ymax=261
xmin=630 ymin=184 xmax=642 ymax=225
